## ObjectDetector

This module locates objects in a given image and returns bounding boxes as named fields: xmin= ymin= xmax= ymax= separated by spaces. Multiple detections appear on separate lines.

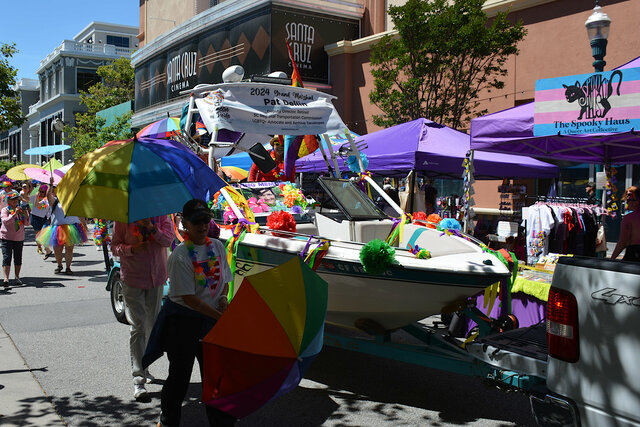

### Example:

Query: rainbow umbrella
xmin=220 ymin=166 xmax=248 ymax=181
xmin=202 ymin=257 xmax=328 ymax=419
xmin=136 ymin=117 xmax=181 ymax=139
xmin=56 ymin=137 xmax=228 ymax=223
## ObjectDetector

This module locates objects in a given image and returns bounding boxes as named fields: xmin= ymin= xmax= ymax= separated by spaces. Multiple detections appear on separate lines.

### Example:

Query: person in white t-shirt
xmin=157 ymin=199 xmax=236 ymax=427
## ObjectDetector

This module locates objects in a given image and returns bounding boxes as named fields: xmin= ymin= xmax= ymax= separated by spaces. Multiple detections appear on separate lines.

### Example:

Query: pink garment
xmin=0 ymin=206 xmax=29 ymax=241
xmin=110 ymin=215 xmax=174 ymax=289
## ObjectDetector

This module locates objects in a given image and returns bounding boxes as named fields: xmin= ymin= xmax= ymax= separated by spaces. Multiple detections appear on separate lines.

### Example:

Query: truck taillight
xmin=547 ymin=287 xmax=579 ymax=363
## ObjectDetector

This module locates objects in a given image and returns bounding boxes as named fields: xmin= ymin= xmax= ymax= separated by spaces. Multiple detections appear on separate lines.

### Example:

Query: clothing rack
xmin=528 ymin=195 xmax=593 ymax=205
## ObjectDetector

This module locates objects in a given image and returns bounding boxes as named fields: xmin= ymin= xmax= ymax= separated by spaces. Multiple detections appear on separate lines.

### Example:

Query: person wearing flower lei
xmin=247 ymin=135 xmax=294 ymax=182
xmin=30 ymin=184 xmax=52 ymax=258
xmin=110 ymin=214 xmax=174 ymax=401
xmin=0 ymin=191 xmax=30 ymax=287
xmin=143 ymin=199 xmax=235 ymax=426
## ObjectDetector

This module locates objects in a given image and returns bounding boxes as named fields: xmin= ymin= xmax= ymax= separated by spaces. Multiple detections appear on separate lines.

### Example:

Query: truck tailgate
xmin=549 ymin=257 xmax=640 ymax=426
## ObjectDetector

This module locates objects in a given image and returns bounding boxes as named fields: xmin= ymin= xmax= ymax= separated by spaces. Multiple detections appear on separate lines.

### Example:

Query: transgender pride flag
xmin=533 ymin=67 xmax=640 ymax=137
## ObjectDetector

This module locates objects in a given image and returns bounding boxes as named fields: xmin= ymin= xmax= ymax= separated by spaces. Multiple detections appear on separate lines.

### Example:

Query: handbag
xmin=595 ymin=224 xmax=607 ymax=252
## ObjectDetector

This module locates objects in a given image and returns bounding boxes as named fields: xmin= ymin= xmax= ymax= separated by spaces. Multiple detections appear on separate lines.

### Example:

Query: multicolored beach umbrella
xmin=56 ymin=137 xmax=228 ymax=223
xmin=202 ymin=257 xmax=328 ymax=419
xmin=136 ymin=117 xmax=181 ymax=139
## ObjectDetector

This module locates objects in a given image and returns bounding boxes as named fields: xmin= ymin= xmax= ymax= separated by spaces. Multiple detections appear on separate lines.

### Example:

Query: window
xmin=56 ymin=69 xmax=62 ymax=95
xmin=106 ymin=35 xmax=130 ymax=48
xmin=77 ymin=68 xmax=101 ymax=93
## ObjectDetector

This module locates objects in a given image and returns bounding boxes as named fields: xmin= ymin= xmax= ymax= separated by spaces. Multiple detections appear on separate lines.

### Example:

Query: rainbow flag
xmin=283 ymin=40 xmax=320 ymax=178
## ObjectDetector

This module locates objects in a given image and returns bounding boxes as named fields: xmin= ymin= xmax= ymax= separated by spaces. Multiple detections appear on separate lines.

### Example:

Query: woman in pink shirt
xmin=1 ymin=191 xmax=30 ymax=287
xmin=110 ymin=215 xmax=174 ymax=400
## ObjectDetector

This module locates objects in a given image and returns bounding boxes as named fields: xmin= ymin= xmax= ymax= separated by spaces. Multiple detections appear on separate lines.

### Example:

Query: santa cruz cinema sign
xmin=134 ymin=5 xmax=359 ymax=111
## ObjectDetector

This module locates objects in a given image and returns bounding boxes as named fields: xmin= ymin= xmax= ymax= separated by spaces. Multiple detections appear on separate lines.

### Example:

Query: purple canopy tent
xmin=296 ymin=118 xmax=559 ymax=179
xmin=470 ymin=56 xmax=640 ymax=163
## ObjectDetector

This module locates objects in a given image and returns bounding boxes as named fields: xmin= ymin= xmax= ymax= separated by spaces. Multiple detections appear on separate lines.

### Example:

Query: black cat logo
xmin=563 ymin=70 xmax=623 ymax=120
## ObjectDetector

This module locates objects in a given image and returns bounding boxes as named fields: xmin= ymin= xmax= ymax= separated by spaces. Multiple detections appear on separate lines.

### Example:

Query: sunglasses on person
xmin=188 ymin=217 xmax=211 ymax=226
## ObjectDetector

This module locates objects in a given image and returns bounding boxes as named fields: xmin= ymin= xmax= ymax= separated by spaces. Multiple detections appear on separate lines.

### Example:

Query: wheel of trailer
xmin=109 ymin=269 xmax=129 ymax=325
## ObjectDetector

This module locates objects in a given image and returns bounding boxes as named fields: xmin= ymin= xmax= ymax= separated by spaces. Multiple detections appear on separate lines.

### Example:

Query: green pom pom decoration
xmin=359 ymin=239 xmax=397 ymax=275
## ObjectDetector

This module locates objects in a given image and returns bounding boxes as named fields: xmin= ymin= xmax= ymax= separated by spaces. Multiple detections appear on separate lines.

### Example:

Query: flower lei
xmin=7 ymin=206 xmax=25 ymax=231
xmin=131 ymin=219 xmax=155 ymax=242
xmin=36 ymin=195 xmax=49 ymax=210
xmin=184 ymin=234 xmax=220 ymax=290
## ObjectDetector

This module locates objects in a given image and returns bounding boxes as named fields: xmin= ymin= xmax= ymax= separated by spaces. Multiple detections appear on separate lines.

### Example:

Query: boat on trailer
xmin=181 ymin=78 xmax=510 ymax=332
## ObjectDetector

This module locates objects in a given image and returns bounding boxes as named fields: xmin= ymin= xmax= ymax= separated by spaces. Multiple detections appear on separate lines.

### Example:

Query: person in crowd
xmin=586 ymin=181 xmax=598 ymax=205
xmin=611 ymin=186 xmax=640 ymax=261
xmin=20 ymin=182 xmax=33 ymax=215
xmin=111 ymin=215 xmax=174 ymax=400
xmin=143 ymin=199 xmax=235 ymax=427
xmin=30 ymin=184 xmax=52 ymax=258
xmin=36 ymin=181 xmax=88 ymax=274
xmin=248 ymin=136 xmax=290 ymax=182
xmin=1 ymin=191 xmax=29 ymax=287
xmin=423 ymin=182 xmax=438 ymax=215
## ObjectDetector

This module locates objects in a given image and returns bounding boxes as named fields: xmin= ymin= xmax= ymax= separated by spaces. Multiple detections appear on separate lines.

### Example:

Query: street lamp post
xmin=585 ymin=0 xmax=611 ymax=72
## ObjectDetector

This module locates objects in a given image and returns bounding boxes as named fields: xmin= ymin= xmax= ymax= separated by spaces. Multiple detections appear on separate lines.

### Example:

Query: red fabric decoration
xmin=267 ymin=210 xmax=297 ymax=237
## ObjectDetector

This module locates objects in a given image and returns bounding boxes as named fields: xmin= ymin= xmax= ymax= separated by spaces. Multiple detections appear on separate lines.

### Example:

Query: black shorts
xmin=1 ymin=239 xmax=24 ymax=266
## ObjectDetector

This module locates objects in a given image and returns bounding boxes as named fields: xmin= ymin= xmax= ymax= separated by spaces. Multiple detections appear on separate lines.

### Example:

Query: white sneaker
xmin=134 ymin=383 xmax=148 ymax=400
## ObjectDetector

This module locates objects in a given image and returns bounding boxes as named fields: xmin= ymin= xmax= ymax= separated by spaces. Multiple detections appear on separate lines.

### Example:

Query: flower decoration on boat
xmin=267 ymin=210 xmax=296 ymax=237
xmin=408 ymin=244 xmax=431 ymax=260
xmin=279 ymin=183 xmax=308 ymax=209
xmin=412 ymin=211 xmax=427 ymax=221
xmin=426 ymin=213 xmax=443 ymax=229
xmin=437 ymin=218 xmax=461 ymax=231
xmin=247 ymin=197 xmax=271 ymax=213
xmin=360 ymin=239 xmax=397 ymax=275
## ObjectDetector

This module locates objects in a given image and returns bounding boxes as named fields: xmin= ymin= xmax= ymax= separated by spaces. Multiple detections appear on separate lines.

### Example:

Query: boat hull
xmin=226 ymin=232 xmax=510 ymax=331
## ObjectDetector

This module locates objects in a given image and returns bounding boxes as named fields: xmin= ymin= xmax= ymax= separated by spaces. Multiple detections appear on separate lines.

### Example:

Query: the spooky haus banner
xmin=134 ymin=5 xmax=359 ymax=111
xmin=533 ymin=67 xmax=640 ymax=136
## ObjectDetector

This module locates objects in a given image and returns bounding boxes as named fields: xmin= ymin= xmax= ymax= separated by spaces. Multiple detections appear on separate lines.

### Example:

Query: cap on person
xmin=586 ymin=181 xmax=596 ymax=189
xmin=182 ymin=199 xmax=213 ymax=223
xmin=6 ymin=190 xmax=20 ymax=200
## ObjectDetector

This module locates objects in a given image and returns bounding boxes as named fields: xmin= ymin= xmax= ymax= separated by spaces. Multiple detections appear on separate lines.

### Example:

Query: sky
xmin=1 ymin=1 xmax=140 ymax=81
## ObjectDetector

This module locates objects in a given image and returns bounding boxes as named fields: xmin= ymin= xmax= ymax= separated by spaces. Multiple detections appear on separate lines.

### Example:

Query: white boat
xmin=182 ymin=78 xmax=510 ymax=332
xmin=215 ymin=178 xmax=510 ymax=332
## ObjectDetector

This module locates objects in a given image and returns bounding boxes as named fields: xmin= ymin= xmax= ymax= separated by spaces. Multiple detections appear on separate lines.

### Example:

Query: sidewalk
xmin=0 ymin=323 xmax=65 ymax=426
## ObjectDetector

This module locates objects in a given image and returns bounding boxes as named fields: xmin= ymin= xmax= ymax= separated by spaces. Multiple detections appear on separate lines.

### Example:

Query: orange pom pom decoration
xmin=266 ymin=210 xmax=297 ymax=237
xmin=425 ymin=213 xmax=442 ymax=229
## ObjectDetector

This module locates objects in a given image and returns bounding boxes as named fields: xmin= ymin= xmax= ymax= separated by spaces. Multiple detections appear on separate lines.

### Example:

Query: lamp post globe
xmin=585 ymin=1 xmax=611 ymax=72
xmin=12 ymin=154 xmax=17 ymax=165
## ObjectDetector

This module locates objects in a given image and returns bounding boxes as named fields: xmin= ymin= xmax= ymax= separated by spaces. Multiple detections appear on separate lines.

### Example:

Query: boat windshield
xmin=317 ymin=177 xmax=388 ymax=221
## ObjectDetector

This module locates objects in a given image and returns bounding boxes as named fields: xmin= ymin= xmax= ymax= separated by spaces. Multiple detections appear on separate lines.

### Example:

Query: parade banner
xmin=534 ymin=67 xmax=640 ymax=136
xmin=195 ymin=83 xmax=347 ymax=136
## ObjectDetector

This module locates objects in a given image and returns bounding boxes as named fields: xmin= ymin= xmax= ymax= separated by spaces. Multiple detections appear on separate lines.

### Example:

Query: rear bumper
xmin=530 ymin=393 xmax=580 ymax=427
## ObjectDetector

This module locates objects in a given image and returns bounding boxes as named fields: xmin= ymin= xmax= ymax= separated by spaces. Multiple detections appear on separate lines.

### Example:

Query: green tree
xmin=0 ymin=43 xmax=25 ymax=131
xmin=65 ymin=57 xmax=135 ymax=158
xmin=369 ymin=0 xmax=526 ymax=130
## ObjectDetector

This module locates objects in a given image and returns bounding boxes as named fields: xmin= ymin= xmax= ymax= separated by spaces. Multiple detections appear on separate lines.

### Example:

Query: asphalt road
xmin=0 ymin=227 xmax=536 ymax=426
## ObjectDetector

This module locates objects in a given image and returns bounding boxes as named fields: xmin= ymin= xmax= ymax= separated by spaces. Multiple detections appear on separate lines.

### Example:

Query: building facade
xmin=0 ymin=78 xmax=39 ymax=163
xmin=25 ymin=21 xmax=138 ymax=165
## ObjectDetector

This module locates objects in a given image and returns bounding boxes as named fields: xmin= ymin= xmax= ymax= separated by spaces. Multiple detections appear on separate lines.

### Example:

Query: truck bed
xmin=477 ymin=323 xmax=548 ymax=361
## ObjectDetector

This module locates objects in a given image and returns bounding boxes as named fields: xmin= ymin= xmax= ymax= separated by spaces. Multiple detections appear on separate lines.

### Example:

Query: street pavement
xmin=1 ymin=225 xmax=537 ymax=426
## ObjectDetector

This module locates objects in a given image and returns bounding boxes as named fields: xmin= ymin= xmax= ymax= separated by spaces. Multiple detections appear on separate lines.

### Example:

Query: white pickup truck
xmin=525 ymin=256 xmax=640 ymax=426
